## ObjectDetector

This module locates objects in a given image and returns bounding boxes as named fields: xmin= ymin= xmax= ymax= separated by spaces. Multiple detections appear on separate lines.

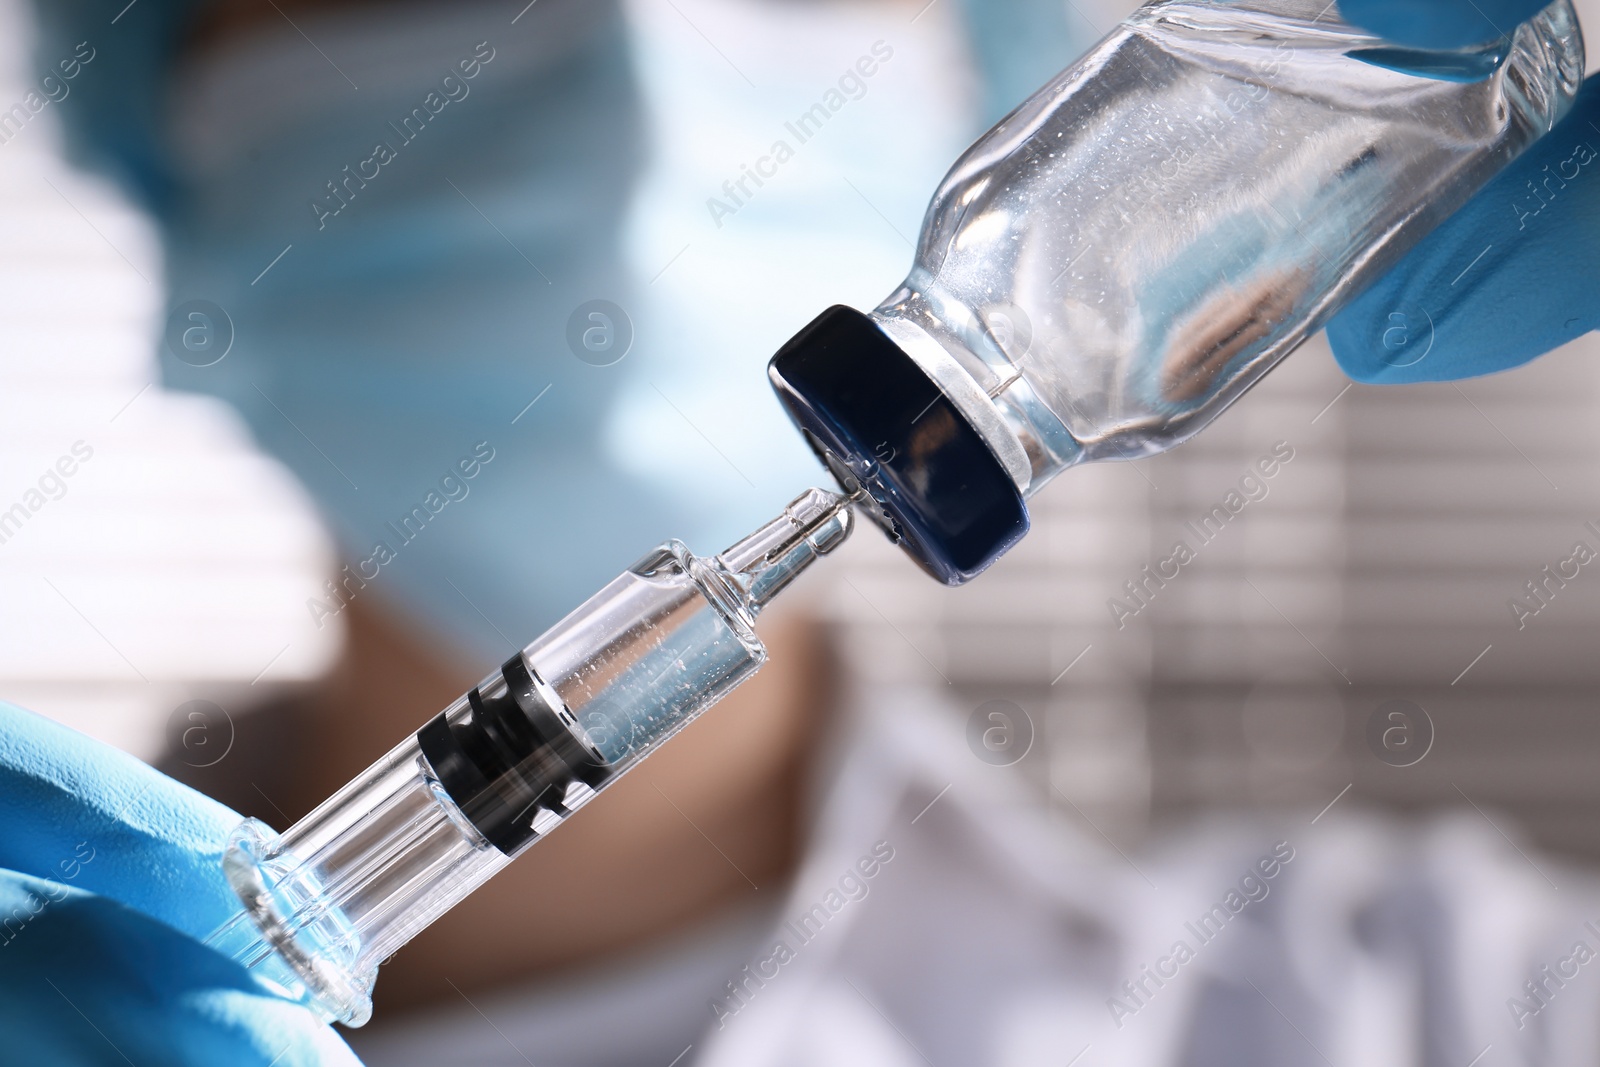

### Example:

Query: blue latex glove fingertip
xmin=0 ymin=874 xmax=360 ymax=1066
xmin=1338 ymin=0 xmax=1556 ymax=49
xmin=0 ymin=701 xmax=242 ymax=940
xmin=1328 ymin=78 xmax=1600 ymax=384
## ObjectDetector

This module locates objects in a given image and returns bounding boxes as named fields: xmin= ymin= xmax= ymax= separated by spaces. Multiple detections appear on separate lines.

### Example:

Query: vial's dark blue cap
xmin=768 ymin=305 xmax=1029 ymax=585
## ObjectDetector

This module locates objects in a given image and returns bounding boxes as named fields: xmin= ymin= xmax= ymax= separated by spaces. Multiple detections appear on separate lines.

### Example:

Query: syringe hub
xmin=715 ymin=486 xmax=857 ymax=612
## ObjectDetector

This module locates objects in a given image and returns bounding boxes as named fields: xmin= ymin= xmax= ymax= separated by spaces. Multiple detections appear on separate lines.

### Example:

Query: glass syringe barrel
xmin=207 ymin=488 xmax=855 ymax=1027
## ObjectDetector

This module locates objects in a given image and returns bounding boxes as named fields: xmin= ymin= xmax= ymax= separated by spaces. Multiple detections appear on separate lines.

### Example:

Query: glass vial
xmin=770 ymin=0 xmax=1584 ymax=583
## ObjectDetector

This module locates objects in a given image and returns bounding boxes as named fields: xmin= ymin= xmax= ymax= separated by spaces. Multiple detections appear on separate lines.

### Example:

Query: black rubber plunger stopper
xmin=768 ymin=305 xmax=1028 ymax=584
xmin=418 ymin=654 xmax=610 ymax=854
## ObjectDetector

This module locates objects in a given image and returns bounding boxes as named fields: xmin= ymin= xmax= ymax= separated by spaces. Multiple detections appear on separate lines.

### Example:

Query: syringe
xmin=205 ymin=487 xmax=855 ymax=1026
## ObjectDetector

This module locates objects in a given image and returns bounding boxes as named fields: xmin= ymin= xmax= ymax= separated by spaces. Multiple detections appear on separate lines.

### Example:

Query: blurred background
xmin=1 ymin=0 xmax=1599 ymax=924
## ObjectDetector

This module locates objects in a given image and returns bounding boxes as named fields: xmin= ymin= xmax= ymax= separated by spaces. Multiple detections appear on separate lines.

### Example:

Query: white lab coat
xmin=351 ymin=681 xmax=1600 ymax=1067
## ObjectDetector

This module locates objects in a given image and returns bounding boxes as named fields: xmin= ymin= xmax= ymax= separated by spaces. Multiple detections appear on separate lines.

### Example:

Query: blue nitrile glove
xmin=0 ymin=702 xmax=361 ymax=1066
xmin=1328 ymin=0 xmax=1598 ymax=382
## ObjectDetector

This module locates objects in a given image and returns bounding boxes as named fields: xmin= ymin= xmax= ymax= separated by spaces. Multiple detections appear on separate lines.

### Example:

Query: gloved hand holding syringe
xmin=207 ymin=488 xmax=856 ymax=1026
